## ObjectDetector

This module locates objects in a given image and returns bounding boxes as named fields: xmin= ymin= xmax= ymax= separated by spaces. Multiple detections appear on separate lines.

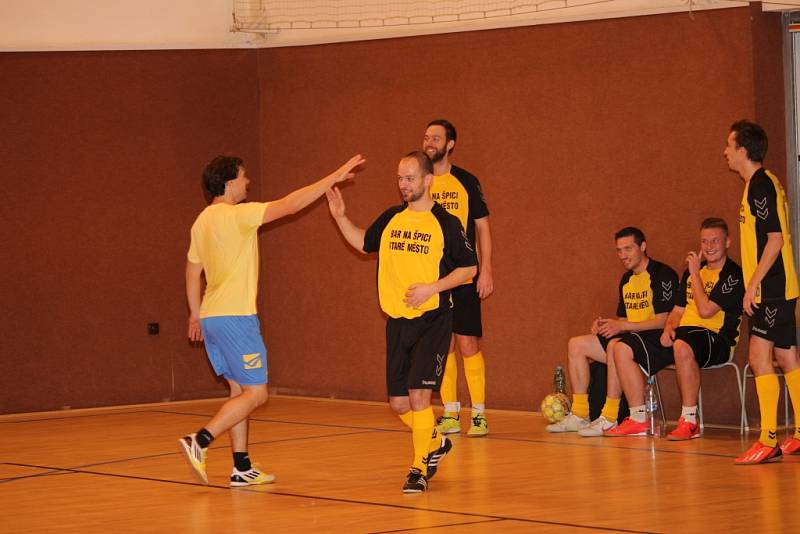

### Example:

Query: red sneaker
xmin=604 ymin=417 xmax=648 ymax=437
xmin=780 ymin=437 xmax=800 ymax=455
xmin=667 ymin=417 xmax=700 ymax=441
xmin=734 ymin=441 xmax=783 ymax=465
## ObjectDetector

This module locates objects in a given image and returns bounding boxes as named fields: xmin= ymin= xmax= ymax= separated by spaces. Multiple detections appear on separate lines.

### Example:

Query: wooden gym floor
xmin=1 ymin=396 xmax=798 ymax=533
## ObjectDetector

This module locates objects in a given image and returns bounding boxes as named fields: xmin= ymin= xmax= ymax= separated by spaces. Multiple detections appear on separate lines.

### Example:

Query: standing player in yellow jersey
xmin=423 ymin=119 xmax=493 ymax=437
xmin=659 ymin=218 xmax=744 ymax=440
xmin=326 ymin=151 xmax=477 ymax=493
xmin=724 ymin=120 xmax=800 ymax=464
xmin=180 ymin=153 xmax=365 ymax=485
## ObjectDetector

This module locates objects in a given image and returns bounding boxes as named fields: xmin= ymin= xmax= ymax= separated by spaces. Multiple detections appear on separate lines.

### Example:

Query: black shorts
xmin=750 ymin=299 xmax=797 ymax=349
xmin=597 ymin=334 xmax=623 ymax=352
xmin=386 ymin=309 xmax=452 ymax=397
xmin=617 ymin=329 xmax=674 ymax=377
xmin=451 ymin=281 xmax=482 ymax=337
xmin=674 ymin=326 xmax=733 ymax=368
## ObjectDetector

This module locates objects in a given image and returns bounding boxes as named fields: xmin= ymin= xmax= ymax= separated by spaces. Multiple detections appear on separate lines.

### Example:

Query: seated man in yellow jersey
xmin=659 ymin=218 xmax=744 ymax=440
xmin=423 ymin=119 xmax=493 ymax=437
xmin=547 ymin=227 xmax=678 ymax=436
xmin=724 ymin=120 xmax=800 ymax=464
xmin=326 ymin=151 xmax=477 ymax=493
xmin=180 ymin=154 xmax=365 ymax=486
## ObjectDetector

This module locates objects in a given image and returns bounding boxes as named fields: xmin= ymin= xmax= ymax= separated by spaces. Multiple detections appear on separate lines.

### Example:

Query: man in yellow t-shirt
xmin=179 ymin=153 xmax=365 ymax=485
xmin=724 ymin=120 xmax=800 ymax=464
xmin=326 ymin=151 xmax=477 ymax=493
xmin=423 ymin=119 xmax=493 ymax=437
xmin=660 ymin=218 xmax=744 ymax=440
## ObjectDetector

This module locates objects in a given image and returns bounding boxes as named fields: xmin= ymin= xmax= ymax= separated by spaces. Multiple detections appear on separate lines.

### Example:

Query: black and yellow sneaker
xmin=402 ymin=468 xmax=428 ymax=494
xmin=467 ymin=413 xmax=488 ymax=437
xmin=436 ymin=414 xmax=461 ymax=435
xmin=426 ymin=437 xmax=452 ymax=479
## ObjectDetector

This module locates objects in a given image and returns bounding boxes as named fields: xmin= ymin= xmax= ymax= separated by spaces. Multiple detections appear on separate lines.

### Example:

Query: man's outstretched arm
xmin=326 ymin=186 xmax=366 ymax=253
xmin=263 ymin=155 xmax=366 ymax=224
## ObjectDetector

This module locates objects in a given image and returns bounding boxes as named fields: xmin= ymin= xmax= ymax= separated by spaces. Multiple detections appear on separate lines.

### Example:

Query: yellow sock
xmin=463 ymin=351 xmax=486 ymax=407
xmin=571 ymin=393 xmax=590 ymax=420
xmin=428 ymin=427 xmax=441 ymax=454
xmin=783 ymin=368 xmax=800 ymax=439
xmin=600 ymin=397 xmax=621 ymax=423
xmin=756 ymin=373 xmax=780 ymax=447
xmin=411 ymin=407 xmax=435 ymax=471
xmin=440 ymin=352 xmax=458 ymax=412
xmin=398 ymin=410 xmax=413 ymax=429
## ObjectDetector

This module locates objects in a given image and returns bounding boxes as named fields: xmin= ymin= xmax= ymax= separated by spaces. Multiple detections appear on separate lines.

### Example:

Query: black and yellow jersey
xmin=677 ymin=258 xmax=744 ymax=346
xmin=739 ymin=168 xmax=799 ymax=302
xmin=616 ymin=259 xmax=679 ymax=323
xmin=430 ymin=165 xmax=489 ymax=252
xmin=363 ymin=202 xmax=477 ymax=320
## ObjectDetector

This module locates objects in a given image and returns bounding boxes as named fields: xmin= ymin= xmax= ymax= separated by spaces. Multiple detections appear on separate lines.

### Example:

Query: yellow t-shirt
xmin=187 ymin=202 xmax=268 ymax=318
xmin=677 ymin=258 xmax=744 ymax=345
xmin=363 ymin=203 xmax=477 ymax=319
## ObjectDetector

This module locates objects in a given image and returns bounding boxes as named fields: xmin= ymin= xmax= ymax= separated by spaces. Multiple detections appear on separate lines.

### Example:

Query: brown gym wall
xmin=255 ymin=5 xmax=787 ymax=425
xmin=0 ymin=6 xmax=788 ymax=427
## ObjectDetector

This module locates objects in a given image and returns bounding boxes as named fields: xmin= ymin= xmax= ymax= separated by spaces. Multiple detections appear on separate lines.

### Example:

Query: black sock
xmin=195 ymin=428 xmax=214 ymax=448
xmin=233 ymin=452 xmax=251 ymax=471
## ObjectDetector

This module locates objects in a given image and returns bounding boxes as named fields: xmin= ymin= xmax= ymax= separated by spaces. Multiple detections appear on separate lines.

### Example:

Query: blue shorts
xmin=200 ymin=315 xmax=268 ymax=386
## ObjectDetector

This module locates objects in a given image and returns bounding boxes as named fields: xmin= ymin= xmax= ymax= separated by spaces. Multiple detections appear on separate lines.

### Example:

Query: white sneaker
xmin=545 ymin=413 xmax=589 ymax=433
xmin=578 ymin=416 xmax=617 ymax=437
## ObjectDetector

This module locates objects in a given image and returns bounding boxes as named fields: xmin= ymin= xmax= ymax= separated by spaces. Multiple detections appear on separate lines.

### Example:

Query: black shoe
xmin=402 ymin=468 xmax=427 ymax=493
xmin=426 ymin=437 xmax=452 ymax=479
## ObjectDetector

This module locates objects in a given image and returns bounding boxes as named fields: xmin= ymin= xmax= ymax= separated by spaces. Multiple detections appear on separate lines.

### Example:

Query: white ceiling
xmin=0 ymin=0 xmax=797 ymax=52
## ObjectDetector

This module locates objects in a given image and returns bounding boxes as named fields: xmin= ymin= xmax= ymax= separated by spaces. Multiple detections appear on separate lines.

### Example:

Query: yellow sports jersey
xmin=739 ymin=168 xmax=799 ymax=302
xmin=187 ymin=202 xmax=268 ymax=318
xmin=430 ymin=165 xmax=488 ymax=285
xmin=678 ymin=258 xmax=744 ymax=345
xmin=616 ymin=259 xmax=678 ymax=323
xmin=363 ymin=203 xmax=477 ymax=319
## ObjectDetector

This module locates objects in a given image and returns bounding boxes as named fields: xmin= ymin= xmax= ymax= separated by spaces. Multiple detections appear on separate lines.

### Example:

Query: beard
xmin=401 ymin=187 xmax=425 ymax=203
xmin=426 ymin=145 xmax=447 ymax=163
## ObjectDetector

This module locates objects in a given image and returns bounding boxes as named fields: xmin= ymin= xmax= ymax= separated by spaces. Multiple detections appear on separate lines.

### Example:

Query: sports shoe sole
xmin=178 ymin=436 xmax=208 ymax=484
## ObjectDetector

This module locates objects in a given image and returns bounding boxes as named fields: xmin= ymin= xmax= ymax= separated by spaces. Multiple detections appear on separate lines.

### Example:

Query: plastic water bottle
xmin=554 ymin=365 xmax=566 ymax=394
xmin=645 ymin=376 xmax=660 ymax=437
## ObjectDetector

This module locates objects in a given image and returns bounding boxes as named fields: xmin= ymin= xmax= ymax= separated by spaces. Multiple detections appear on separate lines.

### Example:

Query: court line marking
xmin=367 ymin=517 xmax=505 ymax=533
xmin=4 ymin=462 xmax=662 ymax=534
xmin=0 ymin=429 xmax=379 ymax=484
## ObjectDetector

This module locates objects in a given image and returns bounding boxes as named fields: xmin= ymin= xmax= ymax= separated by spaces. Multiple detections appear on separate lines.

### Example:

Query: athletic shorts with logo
xmin=617 ymin=329 xmax=674 ymax=376
xmin=674 ymin=326 xmax=732 ymax=368
xmin=749 ymin=298 xmax=797 ymax=349
xmin=452 ymin=280 xmax=482 ymax=337
xmin=386 ymin=309 xmax=452 ymax=396
xmin=200 ymin=315 xmax=268 ymax=385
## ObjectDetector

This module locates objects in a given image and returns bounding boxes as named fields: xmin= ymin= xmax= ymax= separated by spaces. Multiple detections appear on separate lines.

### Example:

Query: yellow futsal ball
xmin=541 ymin=393 xmax=571 ymax=423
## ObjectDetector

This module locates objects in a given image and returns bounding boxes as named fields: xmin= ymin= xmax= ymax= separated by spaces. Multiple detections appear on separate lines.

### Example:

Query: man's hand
xmin=686 ymin=251 xmax=702 ymax=276
xmin=333 ymin=154 xmax=366 ymax=184
xmin=597 ymin=318 xmax=625 ymax=337
xmin=326 ymin=187 xmax=346 ymax=219
xmin=404 ymin=283 xmax=436 ymax=309
xmin=660 ymin=324 xmax=676 ymax=347
xmin=590 ymin=317 xmax=602 ymax=335
xmin=188 ymin=315 xmax=203 ymax=342
xmin=743 ymin=282 xmax=759 ymax=316
xmin=476 ymin=270 xmax=494 ymax=299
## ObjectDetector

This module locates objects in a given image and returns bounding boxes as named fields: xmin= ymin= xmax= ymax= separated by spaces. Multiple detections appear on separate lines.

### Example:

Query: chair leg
xmin=654 ymin=374 xmax=666 ymax=430
xmin=731 ymin=363 xmax=747 ymax=434
xmin=742 ymin=363 xmax=750 ymax=434
xmin=698 ymin=387 xmax=704 ymax=434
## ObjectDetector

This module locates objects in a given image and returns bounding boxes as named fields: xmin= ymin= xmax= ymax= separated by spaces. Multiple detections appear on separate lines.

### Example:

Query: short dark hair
xmin=402 ymin=150 xmax=434 ymax=176
xmin=700 ymin=217 xmax=728 ymax=234
xmin=202 ymin=156 xmax=243 ymax=197
xmin=730 ymin=120 xmax=768 ymax=163
xmin=614 ymin=226 xmax=646 ymax=246
xmin=427 ymin=119 xmax=457 ymax=153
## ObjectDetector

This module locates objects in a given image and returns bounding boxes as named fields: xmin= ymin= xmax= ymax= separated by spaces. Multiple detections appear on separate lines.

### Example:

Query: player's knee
xmin=613 ymin=343 xmax=633 ymax=362
xmin=567 ymin=336 xmax=586 ymax=361
xmin=456 ymin=335 xmax=479 ymax=355
xmin=250 ymin=386 xmax=269 ymax=406
xmin=673 ymin=340 xmax=693 ymax=364
xmin=388 ymin=396 xmax=410 ymax=414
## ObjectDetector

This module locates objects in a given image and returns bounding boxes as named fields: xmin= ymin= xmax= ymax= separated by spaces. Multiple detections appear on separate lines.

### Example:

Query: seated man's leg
xmin=605 ymin=330 xmax=673 ymax=437
xmin=579 ymin=339 xmax=624 ymax=437
xmin=546 ymin=334 xmax=607 ymax=433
